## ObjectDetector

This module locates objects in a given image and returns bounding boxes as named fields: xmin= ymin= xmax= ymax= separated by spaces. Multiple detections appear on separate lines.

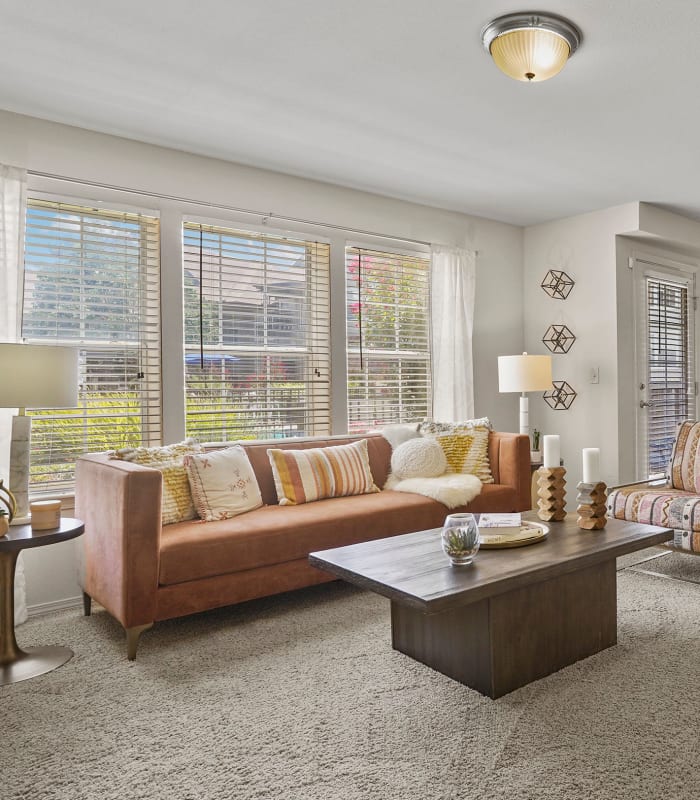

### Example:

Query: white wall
xmin=0 ymin=111 xmax=524 ymax=612
xmin=523 ymin=204 xmax=639 ymax=491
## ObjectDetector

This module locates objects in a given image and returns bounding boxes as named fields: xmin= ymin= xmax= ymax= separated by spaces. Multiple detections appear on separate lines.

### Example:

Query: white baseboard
xmin=27 ymin=595 xmax=83 ymax=618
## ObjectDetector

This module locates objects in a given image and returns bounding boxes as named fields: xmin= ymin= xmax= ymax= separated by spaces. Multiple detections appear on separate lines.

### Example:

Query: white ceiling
xmin=1 ymin=0 xmax=699 ymax=226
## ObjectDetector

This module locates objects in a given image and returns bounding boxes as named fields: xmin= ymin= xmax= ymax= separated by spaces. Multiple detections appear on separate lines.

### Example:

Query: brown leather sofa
xmin=75 ymin=431 xmax=530 ymax=659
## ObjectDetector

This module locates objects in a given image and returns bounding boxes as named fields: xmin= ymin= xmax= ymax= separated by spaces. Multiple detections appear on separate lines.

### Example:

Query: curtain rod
xmin=27 ymin=169 xmax=459 ymax=250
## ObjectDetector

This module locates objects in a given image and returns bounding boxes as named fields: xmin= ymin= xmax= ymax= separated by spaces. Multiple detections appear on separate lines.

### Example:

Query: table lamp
xmin=497 ymin=352 xmax=553 ymax=438
xmin=0 ymin=343 xmax=79 ymax=522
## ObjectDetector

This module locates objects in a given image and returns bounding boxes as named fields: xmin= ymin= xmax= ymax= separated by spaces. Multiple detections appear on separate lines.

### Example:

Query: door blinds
xmin=645 ymin=274 xmax=695 ymax=476
xmin=22 ymin=198 xmax=161 ymax=494
xmin=345 ymin=246 xmax=431 ymax=432
xmin=182 ymin=222 xmax=330 ymax=442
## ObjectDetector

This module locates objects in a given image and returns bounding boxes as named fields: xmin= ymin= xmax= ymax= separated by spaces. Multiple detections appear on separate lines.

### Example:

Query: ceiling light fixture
xmin=481 ymin=12 xmax=581 ymax=82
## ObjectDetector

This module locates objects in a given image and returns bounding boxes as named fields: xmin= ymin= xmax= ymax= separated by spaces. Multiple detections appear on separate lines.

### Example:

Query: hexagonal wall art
xmin=542 ymin=324 xmax=576 ymax=354
xmin=543 ymin=380 xmax=577 ymax=410
xmin=541 ymin=269 xmax=575 ymax=300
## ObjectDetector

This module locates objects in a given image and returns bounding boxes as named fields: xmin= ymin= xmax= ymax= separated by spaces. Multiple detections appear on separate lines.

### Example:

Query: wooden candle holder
xmin=536 ymin=467 xmax=567 ymax=521
xmin=576 ymin=482 xmax=607 ymax=530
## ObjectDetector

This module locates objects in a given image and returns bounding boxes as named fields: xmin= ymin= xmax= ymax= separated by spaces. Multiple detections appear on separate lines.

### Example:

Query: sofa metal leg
xmin=82 ymin=592 xmax=92 ymax=617
xmin=126 ymin=623 xmax=153 ymax=661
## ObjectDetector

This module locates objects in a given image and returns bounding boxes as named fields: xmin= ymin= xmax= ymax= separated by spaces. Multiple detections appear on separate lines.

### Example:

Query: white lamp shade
xmin=0 ymin=343 xmax=79 ymax=408
xmin=498 ymin=354 xmax=553 ymax=393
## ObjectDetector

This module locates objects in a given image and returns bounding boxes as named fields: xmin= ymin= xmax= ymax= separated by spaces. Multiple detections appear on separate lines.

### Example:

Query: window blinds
xmin=22 ymin=199 xmax=161 ymax=493
xmin=182 ymin=222 xmax=330 ymax=442
xmin=645 ymin=275 xmax=695 ymax=476
xmin=345 ymin=246 xmax=431 ymax=432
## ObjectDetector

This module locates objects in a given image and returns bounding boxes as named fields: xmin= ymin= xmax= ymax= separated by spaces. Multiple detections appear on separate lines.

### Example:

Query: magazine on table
xmin=477 ymin=513 xmax=522 ymax=530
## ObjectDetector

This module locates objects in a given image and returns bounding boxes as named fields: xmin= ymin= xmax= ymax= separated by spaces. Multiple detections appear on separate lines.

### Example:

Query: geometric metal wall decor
xmin=542 ymin=324 xmax=576 ymax=354
xmin=543 ymin=380 xmax=577 ymax=410
xmin=541 ymin=269 xmax=575 ymax=300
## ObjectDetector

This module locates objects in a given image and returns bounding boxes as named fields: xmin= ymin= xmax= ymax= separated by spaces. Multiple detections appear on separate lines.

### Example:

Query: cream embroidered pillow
xmin=184 ymin=446 xmax=263 ymax=522
xmin=113 ymin=439 xmax=201 ymax=525
xmin=418 ymin=418 xmax=494 ymax=483
xmin=267 ymin=439 xmax=379 ymax=505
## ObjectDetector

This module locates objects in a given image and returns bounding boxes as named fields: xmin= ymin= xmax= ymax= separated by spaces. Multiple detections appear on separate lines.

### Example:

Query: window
xmin=22 ymin=199 xmax=161 ymax=494
xmin=644 ymin=272 xmax=696 ymax=476
xmin=183 ymin=222 xmax=330 ymax=441
xmin=346 ymin=246 xmax=431 ymax=432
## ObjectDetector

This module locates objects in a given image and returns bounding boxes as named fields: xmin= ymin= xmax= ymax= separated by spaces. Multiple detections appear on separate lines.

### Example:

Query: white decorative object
xmin=185 ymin=446 xmax=263 ymax=522
xmin=390 ymin=438 xmax=447 ymax=480
xmin=384 ymin=473 xmax=482 ymax=509
xmin=582 ymin=448 xmax=600 ymax=484
xmin=542 ymin=435 xmax=560 ymax=469
xmin=29 ymin=499 xmax=61 ymax=530
xmin=497 ymin=352 xmax=553 ymax=437
xmin=380 ymin=423 xmax=421 ymax=450
xmin=430 ymin=246 xmax=476 ymax=421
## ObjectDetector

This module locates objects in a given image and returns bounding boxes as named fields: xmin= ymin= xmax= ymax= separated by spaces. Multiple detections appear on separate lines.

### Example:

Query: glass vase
xmin=441 ymin=513 xmax=480 ymax=566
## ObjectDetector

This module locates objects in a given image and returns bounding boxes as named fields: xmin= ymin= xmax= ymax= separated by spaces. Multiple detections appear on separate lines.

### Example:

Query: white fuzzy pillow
xmin=391 ymin=437 xmax=447 ymax=480
xmin=380 ymin=423 xmax=421 ymax=450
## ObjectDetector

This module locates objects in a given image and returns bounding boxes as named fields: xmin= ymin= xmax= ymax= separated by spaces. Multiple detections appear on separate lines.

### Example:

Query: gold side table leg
xmin=0 ymin=550 xmax=74 ymax=685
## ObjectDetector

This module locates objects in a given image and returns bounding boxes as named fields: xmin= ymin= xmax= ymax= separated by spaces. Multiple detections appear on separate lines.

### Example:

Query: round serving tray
xmin=479 ymin=521 xmax=549 ymax=549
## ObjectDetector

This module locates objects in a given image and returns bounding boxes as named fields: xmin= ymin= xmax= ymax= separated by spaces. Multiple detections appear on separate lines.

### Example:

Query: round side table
xmin=0 ymin=517 xmax=84 ymax=685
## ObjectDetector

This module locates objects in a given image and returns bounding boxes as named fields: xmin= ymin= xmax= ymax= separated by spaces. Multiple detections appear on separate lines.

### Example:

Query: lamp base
xmin=519 ymin=394 xmax=529 ymax=438
xmin=9 ymin=414 xmax=30 ymax=520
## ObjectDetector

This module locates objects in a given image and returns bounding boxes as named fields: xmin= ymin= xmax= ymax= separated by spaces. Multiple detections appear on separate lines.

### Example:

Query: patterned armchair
xmin=608 ymin=420 xmax=700 ymax=553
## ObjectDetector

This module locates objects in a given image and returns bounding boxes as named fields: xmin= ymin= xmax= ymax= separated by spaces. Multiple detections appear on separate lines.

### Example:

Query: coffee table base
xmin=391 ymin=559 xmax=617 ymax=698
xmin=1 ymin=645 xmax=75 ymax=685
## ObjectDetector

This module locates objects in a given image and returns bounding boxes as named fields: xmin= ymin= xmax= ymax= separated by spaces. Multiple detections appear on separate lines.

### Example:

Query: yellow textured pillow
xmin=113 ymin=439 xmax=201 ymax=525
xmin=418 ymin=418 xmax=494 ymax=483
xmin=268 ymin=439 xmax=379 ymax=505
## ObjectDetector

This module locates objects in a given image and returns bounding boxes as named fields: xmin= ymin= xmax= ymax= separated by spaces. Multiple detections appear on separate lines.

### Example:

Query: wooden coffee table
xmin=309 ymin=514 xmax=672 ymax=698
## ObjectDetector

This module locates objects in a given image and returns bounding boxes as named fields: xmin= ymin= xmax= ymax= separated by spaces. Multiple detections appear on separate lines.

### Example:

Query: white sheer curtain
xmin=430 ymin=246 xmax=476 ymax=421
xmin=0 ymin=164 xmax=28 ymax=624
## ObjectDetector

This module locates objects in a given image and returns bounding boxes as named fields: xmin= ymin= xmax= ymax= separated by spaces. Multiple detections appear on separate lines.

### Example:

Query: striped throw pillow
xmin=268 ymin=439 xmax=379 ymax=505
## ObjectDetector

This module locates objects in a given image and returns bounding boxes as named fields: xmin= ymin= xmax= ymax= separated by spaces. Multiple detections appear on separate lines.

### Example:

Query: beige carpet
xmin=3 ymin=563 xmax=700 ymax=800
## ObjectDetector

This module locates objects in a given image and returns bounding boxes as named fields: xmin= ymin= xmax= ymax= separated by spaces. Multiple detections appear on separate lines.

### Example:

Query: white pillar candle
xmin=542 ymin=435 xmax=560 ymax=469
xmin=582 ymin=448 xmax=600 ymax=484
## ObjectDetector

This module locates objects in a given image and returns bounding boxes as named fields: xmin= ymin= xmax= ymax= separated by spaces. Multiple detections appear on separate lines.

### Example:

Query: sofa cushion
xmin=185 ymin=446 xmax=262 ymax=522
xmin=158 ymin=483 xmax=519 ymax=585
xmin=670 ymin=420 xmax=700 ymax=492
xmin=113 ymin=438 xmax=200 ymax=525
xmin=267 ymin=439 xmax=379 ymax=505
xmin=419 ymin=418 xmax=494 ymax=483
xmin=608 ymin=485 xmax=700 ymax=534
xmin=390 ymin=438 xmax=447 ymax=480
xmin=238 ymin=434 xmax=392 ymax=505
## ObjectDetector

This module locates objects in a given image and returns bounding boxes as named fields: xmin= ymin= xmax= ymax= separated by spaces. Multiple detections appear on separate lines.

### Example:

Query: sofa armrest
xmin=488 ymin=432 xmax=531 ymax=511
xmin=75 ymin=454 xmax=163 ymax=628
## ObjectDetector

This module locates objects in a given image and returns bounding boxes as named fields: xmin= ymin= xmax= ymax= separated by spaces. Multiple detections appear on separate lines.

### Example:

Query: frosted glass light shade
xmin=481 ymin=13 xmax=581 ymax=83
xmin=498 ymin=353 xmax=553 ymax=393
xmin=490 ymin=28 xmax=570 ymax=82
xmin=0 ymin=343 xmax=78 ymax=408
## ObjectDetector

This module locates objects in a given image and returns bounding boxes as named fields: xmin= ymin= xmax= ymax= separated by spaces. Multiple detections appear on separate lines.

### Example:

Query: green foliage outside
xmin=29 ymin=382 xmax=307 ymax=491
